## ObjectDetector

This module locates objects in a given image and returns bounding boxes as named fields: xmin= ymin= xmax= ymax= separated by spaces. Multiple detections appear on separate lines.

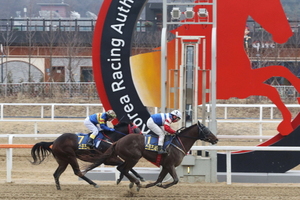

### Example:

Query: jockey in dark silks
xmin=84 ymin=110 xmax=117 ymax=148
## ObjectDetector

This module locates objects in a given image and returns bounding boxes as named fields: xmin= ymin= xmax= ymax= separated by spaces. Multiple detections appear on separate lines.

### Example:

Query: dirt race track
xmin=0 ymin=152 xmax=299 ymax=200
xmin=1 ymin=182 xmax=300 ymax=200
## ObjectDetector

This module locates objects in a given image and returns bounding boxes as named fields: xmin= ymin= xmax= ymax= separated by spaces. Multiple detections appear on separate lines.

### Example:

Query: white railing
xmin=0 ymin=103 xmax=104 ymax=120
xmin=0 ymin=103 xmax=298 ymax=135
xmin=1 ymin=103 xmax=299 ymax=120
xmin=1 ymin=134 xmax=299 ymax=185
xmin=190 ymin=145 xmax=300 ymax=185
xmin=2 ymin=134 xmax=61 ymax=183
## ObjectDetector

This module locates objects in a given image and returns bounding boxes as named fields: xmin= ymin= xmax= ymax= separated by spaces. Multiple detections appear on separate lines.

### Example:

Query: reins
xmin=170 ymin=123 xmax=206 ymax=154
xmin=99 ymin=123 xmax=134 ymax=144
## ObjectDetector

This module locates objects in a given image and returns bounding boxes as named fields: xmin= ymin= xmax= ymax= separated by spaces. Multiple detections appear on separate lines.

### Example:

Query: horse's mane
xmin=177 ymin=123 xmax=197 ymax=135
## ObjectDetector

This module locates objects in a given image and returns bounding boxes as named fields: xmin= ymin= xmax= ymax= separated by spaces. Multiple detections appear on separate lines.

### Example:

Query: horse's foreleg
xmin=160 ymin=166 xmax=179 ymax=189
xmin=145 ymin=167 xmax=169 ymax=188
xmin=258 ymin=85 xmax=293 ymax=135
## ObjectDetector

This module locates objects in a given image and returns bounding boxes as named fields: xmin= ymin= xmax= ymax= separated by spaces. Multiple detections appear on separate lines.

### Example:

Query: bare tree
xmin=0 ymin=21 xmax=17 ymax=83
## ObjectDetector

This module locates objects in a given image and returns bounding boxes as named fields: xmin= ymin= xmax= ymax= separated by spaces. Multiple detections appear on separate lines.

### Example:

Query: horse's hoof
xmin=137 ymin=187 xmax=140 ymax=192
xmin=94 ymin=184 xmax=100 ymax=188
xmin=116 ymin=179 xmax=121 ymax=185
xmin=155 ymin=182 xmax=162 ymax=187
xmin=129 ymin=182 xmax=134 ymax=189
xmin=140 ymin=178 xmax=146 ymax=182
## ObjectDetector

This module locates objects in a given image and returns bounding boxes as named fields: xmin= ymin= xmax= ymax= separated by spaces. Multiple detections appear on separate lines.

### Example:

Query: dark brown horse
xmin=84 ymin=121 xmax=218 ymax=190
xmin=30 ymin=121 xmax=144 ymax=190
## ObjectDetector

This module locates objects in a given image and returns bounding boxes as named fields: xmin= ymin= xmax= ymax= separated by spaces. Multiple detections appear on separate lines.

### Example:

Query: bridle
xmin=101 ymin=123 xmax=141 ymax=144
xmin=113 ymin=122 xmax=141 ymax=136
xmin=128 ymin=123 xmax=141 ymax=134
xmin=170 ymin=122 xmax=217 ymax=154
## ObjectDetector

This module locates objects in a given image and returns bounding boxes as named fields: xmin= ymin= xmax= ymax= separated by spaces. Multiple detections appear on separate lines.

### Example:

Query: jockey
xmin=84 ymin=110 xmax=117 ymax=148
xmin=146 ymin=110 xmax=182 ymax=154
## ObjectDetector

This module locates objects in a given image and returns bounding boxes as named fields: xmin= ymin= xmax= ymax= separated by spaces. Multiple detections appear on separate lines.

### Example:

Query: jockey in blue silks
xmin=84 ymin=110 xmax=117 ymax=148
xmin=146 ymin=110 xmax=182 ymax=154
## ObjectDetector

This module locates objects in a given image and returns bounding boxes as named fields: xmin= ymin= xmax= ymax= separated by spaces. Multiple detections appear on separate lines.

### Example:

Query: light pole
xmin=161 ymin=0 xmax=217 ymax=133
xmin=0 ymin=44 xmax=3 ymax=83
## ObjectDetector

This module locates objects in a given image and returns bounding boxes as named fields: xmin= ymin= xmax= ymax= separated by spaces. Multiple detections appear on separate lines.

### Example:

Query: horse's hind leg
xmin=53 ymin=160 xmax=68 ymax=190
xmin=130 ymin=168 xmax=145 ymax=182
xmin=115 ymin=162 xmax=145 ymax=184
xmin=120 ymin=161 xmax=141 ymax=191
xmin=68 ymin=156 xmax=99 ymax=188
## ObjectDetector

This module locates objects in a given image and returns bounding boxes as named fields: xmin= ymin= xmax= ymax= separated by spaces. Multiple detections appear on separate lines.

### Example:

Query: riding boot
xmin=157 ymin=145 xmax=167 ymax=154
xmin=87 ymin=137 xmax=94 ymax=148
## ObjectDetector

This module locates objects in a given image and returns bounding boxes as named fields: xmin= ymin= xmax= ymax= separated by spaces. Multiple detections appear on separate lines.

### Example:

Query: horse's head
xmin=197 ymin=122 xmax=218 ymax=145
xmin=114 ymin=121 xmax=141 ymax=135
xmin=128 ymin=122 xmax=141 ymax=134
xmin=250 ymin=0 xmax=293 ymax=43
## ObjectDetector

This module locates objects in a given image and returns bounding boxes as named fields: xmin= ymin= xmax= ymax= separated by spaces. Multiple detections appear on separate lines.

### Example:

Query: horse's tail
xmin=30 ymin=141 xmax=54 ymax=165
xmin=84 ymin=142 xmax=117 ymax=173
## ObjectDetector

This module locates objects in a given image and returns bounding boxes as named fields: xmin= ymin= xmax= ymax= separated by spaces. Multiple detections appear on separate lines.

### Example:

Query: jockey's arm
xmin=99 ymin=118 xmax=111 ymax=131
xmin=163 ymin=120 xmax=176 ymax=134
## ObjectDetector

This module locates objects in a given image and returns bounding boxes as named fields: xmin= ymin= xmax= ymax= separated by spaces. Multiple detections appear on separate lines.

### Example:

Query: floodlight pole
xmin=161 ymin=0 xmax=218 ymax=183
xmin=210 ymin=0 xmax=217 ymax=135
xmin=0 ymin=44 xmax=3 ymax=83
xmin=161 ymin=0 xmax=168 ymax=112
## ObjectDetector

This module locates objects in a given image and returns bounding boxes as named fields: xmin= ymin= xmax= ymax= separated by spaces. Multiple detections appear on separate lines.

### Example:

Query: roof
xmin=37 ymin=3 xmax=69 ymax=7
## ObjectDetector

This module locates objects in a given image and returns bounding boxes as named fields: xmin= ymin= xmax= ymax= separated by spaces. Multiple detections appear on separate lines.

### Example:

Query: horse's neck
xmin=177 ymin=129 xmax=198 ymax=153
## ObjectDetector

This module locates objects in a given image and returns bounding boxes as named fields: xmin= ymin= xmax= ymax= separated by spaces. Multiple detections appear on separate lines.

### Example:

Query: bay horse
xmin=30 ymin=121 xmax=144 ymax=190
xmin=83 ymin=121 xmax=218 ymax=190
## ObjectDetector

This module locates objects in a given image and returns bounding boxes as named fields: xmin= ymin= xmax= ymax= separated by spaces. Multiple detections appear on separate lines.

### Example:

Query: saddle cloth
xmin=144 ymin=134 xmax=173 ymax=152
xmin=76 ymin=132 xmax=104 ymax=149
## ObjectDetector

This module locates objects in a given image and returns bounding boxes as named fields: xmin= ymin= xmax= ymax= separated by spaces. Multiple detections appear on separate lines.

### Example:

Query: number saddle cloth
xmin=76 ymin=132 xmax=104 ymax=149
xmin=144 ymin=132 xmax=173 ymax=152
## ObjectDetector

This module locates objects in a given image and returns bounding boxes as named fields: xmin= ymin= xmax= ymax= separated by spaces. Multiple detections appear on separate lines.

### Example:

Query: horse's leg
xmin=250 ymin=66 xmax=300 ymax=135
xmin=129 ymin=168 xmax=146 ymax=182
xmin=159 ymin=166 xmax=179 ymax=189
xmin=53 ymin=159 xmax=68 ymax=190
xmin=120 ymin=161 xmax=141 ymax=191
xmin=250 ymin=83 xmax=293 ymax=135
xmin=104 ymin=157 xmax=145 ymax=184
xmin=116 ymin=163 xmax=125 ymax=185
xmin=145 ymin=167 xmax=169 ymax=188
xmin=68 ymin=155 xmax=99 ymax=188
xmin=103 ymin=158 xmax=126 ymax=184
xmin=254 ymin=66 xmax=300 ymax=97
xmin=117 ymin=163 xmax=146 ymax=184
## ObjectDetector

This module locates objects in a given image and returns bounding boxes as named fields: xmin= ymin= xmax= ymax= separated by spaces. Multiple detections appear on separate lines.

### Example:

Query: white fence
xmin=0 ymin=103 xmax=299 ymax=135
xmin=1 ymin=133 xmax=300 ymax=185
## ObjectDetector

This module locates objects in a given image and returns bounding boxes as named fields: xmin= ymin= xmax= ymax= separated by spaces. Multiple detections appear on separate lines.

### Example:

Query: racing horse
xmin=83 ymin=121 xmax=218 ymax=191
xmin=30 ymin=121 xmax=144 ymax=190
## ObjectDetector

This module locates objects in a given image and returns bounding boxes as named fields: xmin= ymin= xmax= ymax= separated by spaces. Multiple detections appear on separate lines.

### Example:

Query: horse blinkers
xmin=198 ymin=123 xmax=218 ymax=145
